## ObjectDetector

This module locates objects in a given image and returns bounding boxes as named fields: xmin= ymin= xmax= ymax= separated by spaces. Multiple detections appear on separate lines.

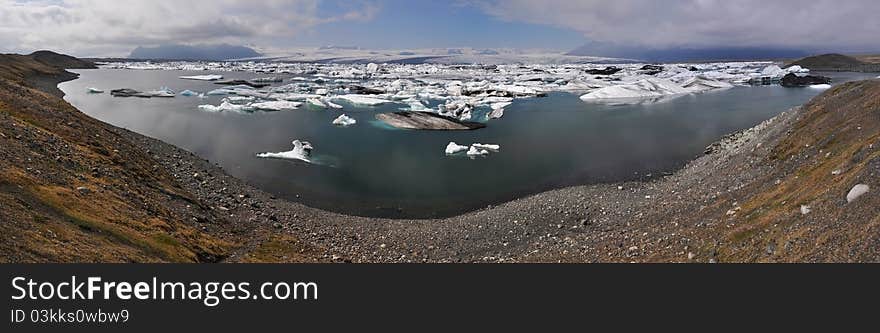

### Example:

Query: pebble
xmin=75 ymin=186 xmax=91 ymax=194
xmin=846 ymin=184 xmax=870 ymax=203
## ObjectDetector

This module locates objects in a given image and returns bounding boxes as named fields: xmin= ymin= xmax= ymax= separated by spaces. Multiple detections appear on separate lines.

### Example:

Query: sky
xmin=2 ymin=0 xmax=879 ymax=57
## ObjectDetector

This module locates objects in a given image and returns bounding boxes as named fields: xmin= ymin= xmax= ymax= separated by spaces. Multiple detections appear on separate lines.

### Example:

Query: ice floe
xmin=87 ymin=87 xmax=104 ymax=94
xmin=332 ymin=114 xmax=357 ymax=126
xmin=180 ymin=74 xmax=223 ymax=81
xmin=808 ymin=84 xmax=832 ymax=90
xmin=333 ymin=94 xmax=390 ymax=106
xmin=472 ymin=143 xmax=500 ymax=151
xmin=251 ymin=101 xmax=302 ymax=111
xmin=466 ymin=146 xmax=490 ymax=157
xmin=198 ymin=101 xmax=254 ymax=113
xmin=179 ymin=89 xmax=200 ymax=97
xmin=580 ymin=78 xmax=688 ymax=101
xmin=445 ymin=142 xmax=469 ymax=155
xmin=256 ymin=140 xmax=313 ymax=163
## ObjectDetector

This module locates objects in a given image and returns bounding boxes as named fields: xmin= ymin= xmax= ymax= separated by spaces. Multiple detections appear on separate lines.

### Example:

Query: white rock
xmin=846 ymin=184 xmax=870 ymax=203
xmin=332 ymin=114 xmax=357 ymax=127
xmin=800 ymin=205 xmax=811 ymax=215
xmin=445 ymin=142 xmax=469 ymax=155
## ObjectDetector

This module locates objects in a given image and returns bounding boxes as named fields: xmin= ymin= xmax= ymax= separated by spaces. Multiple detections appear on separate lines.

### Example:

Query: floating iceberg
xmin=333 ymin=94 xmax=390 ymax=106
xmin=808 ymin=84 xmax=832 ymax=90
xmin=761 ymin=65 xmax=785 ymax=77
xmin=307 ymin=98 xmax=328 ymax=108
xmin=179 ymin=90 xmax=199 ymax=97
xmin=466 ymin=146 xmax=489 ymax=157
xmin=488 ymin=107 xmax=505 ymax=119
xmin=332 ymin=114 xmax=357 ymax=126
xmin=180 ymin=74 xmax=223 ymax=81
xmin=251 ymin=77 xmax=283 ymax=83
xmin=325 ymin=99 xmax=344 ymax=109
xmin=445 ymin=142 xmax=469 ymax=155
xmin=580 ymin=78 xmax=689 ymax=101
xmin=472 ymin=143 xmax=500 ymax=151
xmin=256 ymin=140 xmax=313 ymax=163
xmin=87 ymin=87 xmax=104 ymax=94
xmin=681 ymin=76 xmax=734 ymax=93
xmin=198 ymin=101 xmax=254 ymax=113
xmin=251 ymin=101 xmax=302 ymax=111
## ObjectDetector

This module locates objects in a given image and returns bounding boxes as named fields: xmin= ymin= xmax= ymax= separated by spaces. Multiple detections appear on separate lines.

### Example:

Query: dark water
xmin=59 ymin=69 xmax=877 ymax=218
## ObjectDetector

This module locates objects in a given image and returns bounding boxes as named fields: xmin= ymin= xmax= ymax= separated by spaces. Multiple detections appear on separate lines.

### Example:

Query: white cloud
xmin=0 ymin=0 xmax=379 ymax=56
xmin=469 ymin=0 xmax=880 ymax=49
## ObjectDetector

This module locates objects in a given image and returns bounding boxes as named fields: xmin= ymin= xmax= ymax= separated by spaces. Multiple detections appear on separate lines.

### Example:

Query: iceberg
xmin=445 ymin=142 xmax=469 ymax=155
xmin=472 ymin=143 xmax=500 ymax=151
xmin=307 ymin=98 xmax=328 ymax=108
xmin=198 ymin=101 xmax=254 ymax=113
xmin=488 ymin=107 xmax=505 ymax=119
xmin=579 ymin=78 xmax=688 ymax=101
xmin=179 ymin=89 xmax=199 ymax=97
xmin=760 ymin=65 xmax=785 ymax=77
xmin=808 ymin=84 xmax=832 ymax=90
xmin=681 ymin=76 xmax=734 ymax=93
xmin=251 ymin=101 xmax=302 ymax=111
xmin=251 ymin=77 xmax=283 ymax=83
xmin=466 ymin=146 xmax=489 ymax=157
xmin=144 ymin=87 xmax=175 ymax=98
xmin=325 ymin=99 xmax=344 ymax=109
xmin=333 ymin=94 xmax=390 ymax=106
xmin=87 ymin=87 xmax=104 ymax=94
xmin=256 ymin=140 xmax=313 ymax=163
xmin=332 ymin=114 xmax=357 ymax=126
xmin=180 ymin=74 xmax=223 ymax=81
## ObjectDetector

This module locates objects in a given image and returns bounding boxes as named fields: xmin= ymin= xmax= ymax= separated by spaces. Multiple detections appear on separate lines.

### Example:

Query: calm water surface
xmin=60 ymin=69 xmax=876 ymax=218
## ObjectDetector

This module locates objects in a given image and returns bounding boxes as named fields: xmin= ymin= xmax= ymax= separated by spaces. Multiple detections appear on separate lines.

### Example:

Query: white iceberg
xmin=580 ymin=78 xmax=688 ymax=101
xmin=87 ymin=87 xmax=104 ymax=94
xmin=332 ymin=114 xmax=357 ymax=126
xmin=180 ymin=74 xmax=223 ymax=81
xmin=761 ymin=65 xmax=785 ymax=77
xmin=256 ymin=140 xmax=313 ymax=163
xmin=251 ymin=77 xmax=283 ymax=83
xmin=198 ymin=101 xmax=254 ymax=113
xmin=332 ymin=94 xmax=390 ymax=106
xmin=472 ymin=143 xmax=500 ymax=151
xmin=466 ymin=146 xmax=489 ymax=157
xmin=488 ymin=107 xmax=505 ymax=119
xmin=251 ymin=101 xmax=302 ymax=111
xmin=179 ymin=90 xmax=199 ymax=97
xmin=808 ymin=84 xmax=832 ymax=90
xmin=325 ymin=99 xmax=344 ymax=109
xmin=445 ymin=142 xmax=469 ymax=155
xmin=307 ymin=98 xmax=328 ymax=108
xmin=681 ymin=76 xmax=734 ymax=93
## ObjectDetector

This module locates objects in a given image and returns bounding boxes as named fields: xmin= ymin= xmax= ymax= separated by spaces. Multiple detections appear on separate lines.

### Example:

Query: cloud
xmin=468 ymin=0 xmax=880 ymax=50
xmin=0 ymin=0 xmax=380 ymax=56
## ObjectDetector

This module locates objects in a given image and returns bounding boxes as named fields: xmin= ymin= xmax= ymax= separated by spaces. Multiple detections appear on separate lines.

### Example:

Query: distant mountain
xmin=129 ymin=44 xmax=262 ymax=61
xmin=568 ymin=43 xmax=809 ymax=63
xmin=786 ymin=53 xmax=880 ymax=72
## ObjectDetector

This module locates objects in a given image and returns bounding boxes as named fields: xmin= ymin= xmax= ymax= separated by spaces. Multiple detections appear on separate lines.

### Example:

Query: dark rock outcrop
xmin=781 ymin=73 xmax=831 ymax=87
xmin=376 ymin=112 xmax=486 ymax=130
xmin=347 ymin=85 xmax=385 ymax=95
xmin=585 ymin=66 xmax=622 ymax=75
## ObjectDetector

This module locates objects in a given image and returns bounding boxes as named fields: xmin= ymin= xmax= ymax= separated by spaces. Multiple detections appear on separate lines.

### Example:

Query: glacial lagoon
xmin=60 ymin=68 xmax=876 ymax=218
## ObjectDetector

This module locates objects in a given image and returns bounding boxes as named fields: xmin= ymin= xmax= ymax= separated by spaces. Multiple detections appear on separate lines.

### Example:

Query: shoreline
xmin=7 ymin=62 xmax=878 ymax=263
